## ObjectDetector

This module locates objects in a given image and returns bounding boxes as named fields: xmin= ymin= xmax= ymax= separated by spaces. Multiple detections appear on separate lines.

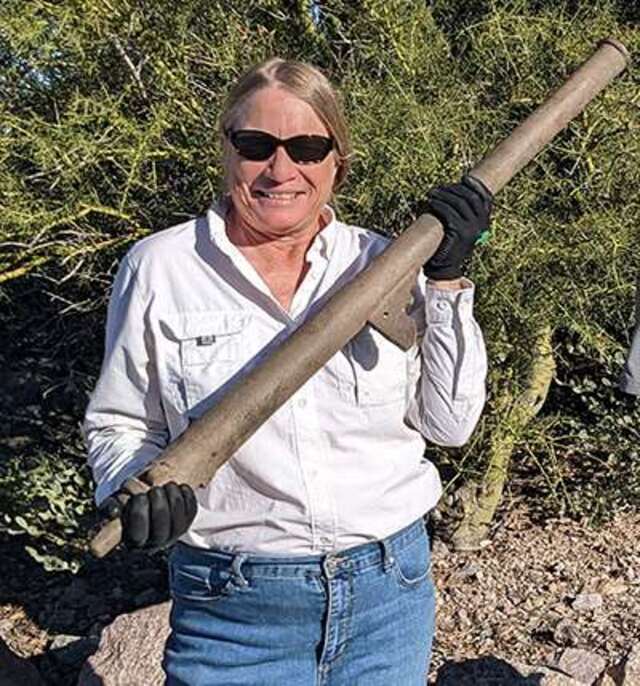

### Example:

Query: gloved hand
xmin=423 ymin=174 xmax=493 ymax=280
xmin=100 ymin=482 xmax=198 ymax=551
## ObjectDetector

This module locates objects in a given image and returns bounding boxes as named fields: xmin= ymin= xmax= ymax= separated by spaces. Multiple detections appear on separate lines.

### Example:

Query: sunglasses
xmin=225 ymin=129 xmax=334 ymax=164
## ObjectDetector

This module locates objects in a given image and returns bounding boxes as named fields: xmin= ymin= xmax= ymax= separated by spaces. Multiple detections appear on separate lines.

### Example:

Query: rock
xmin=572 ymin=593 xmax=604 ymax=612
xmin=78 ymin=602 xmax=171 ymax=686
xmin=553 ymin=648 xmax=607 ymax=684
xmin=456 ymin=562 xmax=482 ymax=579
xmin=595 ymin=579 xmax=628 ymax=596
xmin=554 ymin=618 xmax=581 ymax=647
xmin=0 ymin=635 xmax=44 ymax=686
xmin=50 ymin=634 xmax=84 ymax=651
xmin=539 ymin=672 xmax=586 ymax=686
xmin=596 ymin=673 xmax=617 ymax=686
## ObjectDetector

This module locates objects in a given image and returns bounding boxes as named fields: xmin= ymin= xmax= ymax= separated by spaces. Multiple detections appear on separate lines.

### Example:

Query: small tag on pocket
xmin=196 ymin=335 xmax=216 ymax=346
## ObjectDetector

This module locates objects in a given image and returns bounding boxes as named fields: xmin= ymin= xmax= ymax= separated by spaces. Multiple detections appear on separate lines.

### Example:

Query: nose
xmin=266 ymin=144 xmax=298 ymax=182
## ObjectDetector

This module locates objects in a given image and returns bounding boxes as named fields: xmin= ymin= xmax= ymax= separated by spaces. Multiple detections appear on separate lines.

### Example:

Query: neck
xmin=224 ymin=205 xmax=328 ymax=311
xmin=225 ymin=206 xmax=325 ymax=263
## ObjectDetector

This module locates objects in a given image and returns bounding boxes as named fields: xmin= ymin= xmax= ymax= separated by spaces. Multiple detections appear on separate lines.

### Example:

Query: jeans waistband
xmin=172 ymin=518 xmax=427 ymax=580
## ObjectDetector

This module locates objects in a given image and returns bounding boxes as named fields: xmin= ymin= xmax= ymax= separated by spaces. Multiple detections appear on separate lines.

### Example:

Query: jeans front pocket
xmin=392 ymin=526 xmax=432 ymax=590
xmin=169 ymin=558 xmax=240 ymax=603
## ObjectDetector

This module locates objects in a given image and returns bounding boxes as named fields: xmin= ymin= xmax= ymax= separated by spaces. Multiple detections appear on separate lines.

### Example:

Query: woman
xmin=84 ymin=58 xmax=490 ymax=685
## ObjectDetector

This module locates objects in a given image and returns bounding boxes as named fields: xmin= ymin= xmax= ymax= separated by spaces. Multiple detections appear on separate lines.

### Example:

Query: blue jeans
xmin=162 ymin=518 xmax=436 ymax=685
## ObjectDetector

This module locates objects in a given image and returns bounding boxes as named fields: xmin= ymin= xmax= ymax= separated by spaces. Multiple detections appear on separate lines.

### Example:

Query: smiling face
xmin=224 ymin=86 xmax=338 ymax=241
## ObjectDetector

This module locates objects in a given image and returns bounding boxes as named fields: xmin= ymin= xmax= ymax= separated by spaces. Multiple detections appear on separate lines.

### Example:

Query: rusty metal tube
xmin=90 ymin=38 xmax=630 ymax=557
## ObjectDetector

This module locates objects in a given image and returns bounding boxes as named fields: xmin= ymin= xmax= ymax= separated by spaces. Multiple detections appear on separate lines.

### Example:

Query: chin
xmin=256 ymin=208 xmax=317 ymax=234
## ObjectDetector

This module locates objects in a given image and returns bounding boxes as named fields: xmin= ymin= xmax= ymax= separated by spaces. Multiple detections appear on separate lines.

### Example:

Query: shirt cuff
xmin=425 ymin=278 xmax=476 ymax=325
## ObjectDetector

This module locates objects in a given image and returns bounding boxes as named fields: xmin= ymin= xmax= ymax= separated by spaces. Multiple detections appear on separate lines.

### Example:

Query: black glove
xmin=100 ymin=482 xmax=198 ymax=551
xmin=423 ymin=175 xmax=493 ymax=280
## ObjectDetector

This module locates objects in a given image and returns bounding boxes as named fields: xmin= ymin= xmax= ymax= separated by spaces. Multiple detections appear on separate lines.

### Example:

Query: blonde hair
xmin=219 ymin=58 xmax=352 ymax=189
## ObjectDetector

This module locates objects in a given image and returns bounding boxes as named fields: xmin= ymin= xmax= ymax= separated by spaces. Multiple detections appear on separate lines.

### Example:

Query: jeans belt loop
xmin=380 ymin=537 xmax=395 ymax=574
xmin=230 ymin=553 xmax=250 ymax=587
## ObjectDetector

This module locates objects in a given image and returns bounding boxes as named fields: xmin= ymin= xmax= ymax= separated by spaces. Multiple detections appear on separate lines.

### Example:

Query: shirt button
xmin=320 ymin=536 xmax=333 ymax=545
xmin=298 ymin=398 xmax=307 ymax=408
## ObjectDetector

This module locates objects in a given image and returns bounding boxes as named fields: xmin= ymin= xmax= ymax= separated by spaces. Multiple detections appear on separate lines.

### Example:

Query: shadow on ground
xmin=433 ymin=655 xmax=549 ymax=685
xmin=0 ymin=533 xmax=168 ymax=685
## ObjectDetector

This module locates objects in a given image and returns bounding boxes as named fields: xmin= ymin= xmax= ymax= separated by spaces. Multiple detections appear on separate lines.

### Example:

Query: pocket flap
xmin=174 ymin=311 xmax=249 ymax=340
xmin=162 ymin=311 xmax=250 ymax=368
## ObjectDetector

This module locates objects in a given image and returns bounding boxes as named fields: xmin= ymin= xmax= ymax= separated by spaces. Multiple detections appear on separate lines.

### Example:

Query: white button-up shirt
xmin=83 ymin=202 xmax=487 ymax=555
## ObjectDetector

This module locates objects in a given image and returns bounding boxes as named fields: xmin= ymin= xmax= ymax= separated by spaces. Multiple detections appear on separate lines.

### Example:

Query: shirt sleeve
xmin=82 ymin=256 xmax=169 ymax=505
xmin=406 ymin=277 xmax=487 ymax=446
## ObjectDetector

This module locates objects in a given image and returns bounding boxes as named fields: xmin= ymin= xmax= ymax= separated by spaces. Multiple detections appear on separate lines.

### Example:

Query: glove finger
xmin=99 ymin=495 xmax=124 ymax=520
xmin=428 ymin=187 xmax=474 ymax=223
xmin=427 ymin=233 xmax=455 ymax=267
xmin=451 ymin=185 xmax=485 ymax=220
xmin=426 ymin=197 xmax=466 ymax=232
xmin=165 ymin=482 xmax=187 ymax=541
xmin=148 ymin=486 xmax=171 ymax=548
xmin=462 ymin=174 xmax=493 ymax=208
xmin=181 ymin=484 xmax=199 ymax=526
xmin=436 ymin=183 xmax=485 ymax=222
xmin=123 ymin=494 xmax=150 ymax=548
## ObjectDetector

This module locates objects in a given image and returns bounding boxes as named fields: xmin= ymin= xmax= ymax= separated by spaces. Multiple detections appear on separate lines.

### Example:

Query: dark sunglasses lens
xmin=230 ymin=131 xmax=333 ymax=163
xmin=231 ymin=132 xmax=277 ymax=161
xmin=286 ymin=136 xmax=333 ymax=163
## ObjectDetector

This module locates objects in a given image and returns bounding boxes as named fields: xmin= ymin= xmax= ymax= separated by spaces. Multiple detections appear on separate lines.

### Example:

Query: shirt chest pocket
xmin=336 ymin=326 xmax=414 ymax=407
xmin=170 ymin=312 xmax=251 ymax=414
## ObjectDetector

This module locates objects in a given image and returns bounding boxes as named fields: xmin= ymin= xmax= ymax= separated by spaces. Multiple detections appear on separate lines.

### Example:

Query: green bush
xmin=1 ymin=0 xmax=638 ymax=568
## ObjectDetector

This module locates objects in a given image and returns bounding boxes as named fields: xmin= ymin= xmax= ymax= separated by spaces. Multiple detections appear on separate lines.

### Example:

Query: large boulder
xmin=0 ymin=636 xmax=44 ymax=686
xmin=78 ymin=603 xmax=171 ymax=686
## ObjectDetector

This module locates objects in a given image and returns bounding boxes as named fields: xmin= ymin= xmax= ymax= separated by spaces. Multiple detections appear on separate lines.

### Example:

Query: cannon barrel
xmin=90 ymin=38 xmax=630 ymax=557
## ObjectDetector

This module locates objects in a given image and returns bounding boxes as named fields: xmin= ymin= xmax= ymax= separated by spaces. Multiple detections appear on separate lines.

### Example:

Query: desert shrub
xmin=1 ymin=0 xmax=638 ymax=568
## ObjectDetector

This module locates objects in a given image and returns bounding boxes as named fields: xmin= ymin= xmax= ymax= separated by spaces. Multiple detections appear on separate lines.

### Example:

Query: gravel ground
xmin=1 ymin=505 xmax=639 ymax=684
xmin=428 ymin=506 xmax=640 ymax=681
